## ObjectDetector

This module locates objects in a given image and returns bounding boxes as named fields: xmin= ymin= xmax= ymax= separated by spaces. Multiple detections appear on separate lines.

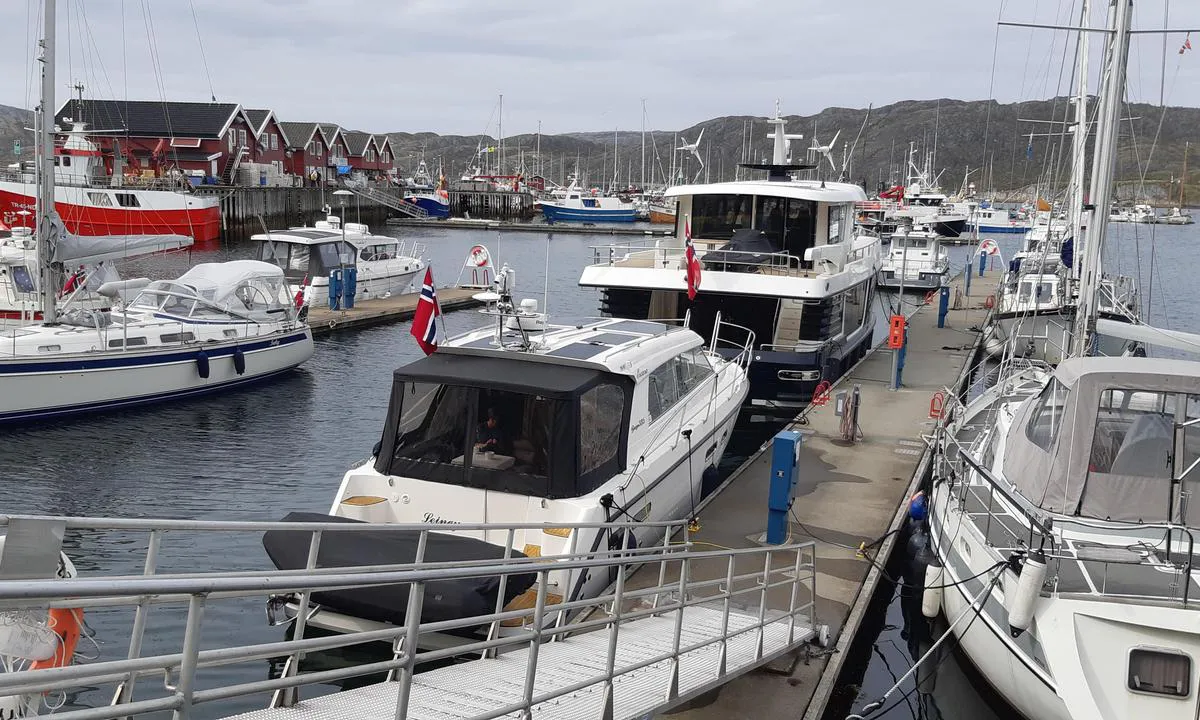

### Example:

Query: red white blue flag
xmin=411 ymin=267 xmax=441 ymax=355
xmin=684 ymin=218 xmax=701 ymax=301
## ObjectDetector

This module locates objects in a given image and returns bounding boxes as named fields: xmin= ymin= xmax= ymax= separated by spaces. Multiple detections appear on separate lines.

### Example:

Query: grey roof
xmin=278 ymin=122 xmax=320 ymax=148
xmin=318 ymin=124 xmax=343 ymax=144
xmin=244 ymin=109 xmax=272 ymax=135
xmin=55 ymin=99 xmax=240 ymax=138
xmin=342 ymin=131 xmax=373 ymax=156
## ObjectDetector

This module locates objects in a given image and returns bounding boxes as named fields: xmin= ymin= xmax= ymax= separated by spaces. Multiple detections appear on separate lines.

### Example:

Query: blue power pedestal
xmin=767 ymin=430 xmax=803 ymax=545
xmin=328 ymin=269 xmax=343 ymax=310
xmin=343 ymin=266 xmax=358 ymax=309
xmin=937 ymin=285 xmax=951 ymax=328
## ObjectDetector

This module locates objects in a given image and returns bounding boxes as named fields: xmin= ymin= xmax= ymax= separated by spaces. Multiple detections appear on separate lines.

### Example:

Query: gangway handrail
xmin=0 ymin=514 xmax=820 ymax=720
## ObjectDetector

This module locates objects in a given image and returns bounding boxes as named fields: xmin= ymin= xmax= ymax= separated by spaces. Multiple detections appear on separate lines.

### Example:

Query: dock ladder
xmin=0 ymin=515 xmax=822 ymax=720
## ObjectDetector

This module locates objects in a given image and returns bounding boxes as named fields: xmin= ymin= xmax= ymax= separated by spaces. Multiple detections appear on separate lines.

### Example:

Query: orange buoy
xmin=29 ymin=608 xmax=83 ymax=671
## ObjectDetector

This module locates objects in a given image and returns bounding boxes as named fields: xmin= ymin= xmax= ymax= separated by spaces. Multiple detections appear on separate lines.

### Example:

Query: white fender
xmin=1007 ymin=549 xmax=1046 ymax=637
xmin=921 ymin=563 xmax=943 ymax=619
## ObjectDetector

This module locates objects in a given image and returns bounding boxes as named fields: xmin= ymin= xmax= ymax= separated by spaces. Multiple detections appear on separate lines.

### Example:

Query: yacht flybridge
xmin=264 ymin=265 xmax=751 ymax=644
xmin=579 ymin=111 xmax=880 ymax=410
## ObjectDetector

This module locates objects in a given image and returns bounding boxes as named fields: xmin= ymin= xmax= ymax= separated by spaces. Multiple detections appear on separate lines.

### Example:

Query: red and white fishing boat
xmin=0 ymin=123 xmax=221 ymax=244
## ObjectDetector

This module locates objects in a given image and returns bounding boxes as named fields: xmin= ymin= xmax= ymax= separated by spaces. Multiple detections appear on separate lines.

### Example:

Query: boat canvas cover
xmin=50 ymin=218 xmax=193 ymax=266
xmin=1003 ymin=356 xmax=1200 ymax=522
xmin=375 ymin=352 xmax=633 ymax=499
xmin=263 ymin=512 xmax=536 ymax=628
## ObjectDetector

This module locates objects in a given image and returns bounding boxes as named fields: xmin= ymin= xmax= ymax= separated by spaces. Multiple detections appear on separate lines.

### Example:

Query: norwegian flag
xmin=410 ymin=268 xmax=442 ymax=355
xmin=684 ymin=218 xmax=701 ymax=301
xmin=1182 ymin=33 xmax=1193 ymax=55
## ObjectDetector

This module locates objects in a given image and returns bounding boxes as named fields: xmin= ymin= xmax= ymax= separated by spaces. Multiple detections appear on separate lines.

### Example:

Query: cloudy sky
xmin=2 ymin=0 xmax=1198 ymax=136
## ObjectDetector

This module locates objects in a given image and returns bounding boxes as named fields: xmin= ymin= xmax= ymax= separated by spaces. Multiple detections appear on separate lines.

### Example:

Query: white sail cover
xmin=50 ymin=225 xmax=193 ymax=266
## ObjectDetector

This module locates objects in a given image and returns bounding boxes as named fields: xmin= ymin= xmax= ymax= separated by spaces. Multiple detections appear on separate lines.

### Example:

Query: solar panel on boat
xmin=547 ymin=343 xmax=609 ymax=360
xmin=601 ymin=320 xmax=667 ymax=335
xmin=581 ymin=332 xmax=637 ymax=346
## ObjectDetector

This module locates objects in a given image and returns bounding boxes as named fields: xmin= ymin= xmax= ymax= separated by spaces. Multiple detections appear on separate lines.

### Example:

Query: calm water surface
xmin=0 ymin=219 xmax=1194 ymax=717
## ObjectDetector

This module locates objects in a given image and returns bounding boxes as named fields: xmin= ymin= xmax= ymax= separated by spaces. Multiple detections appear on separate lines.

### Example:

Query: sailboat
xmin=1164 ymin=141 xmax=1194 ymax=225
xmin=0 ymin=0 xmax=314 ymax=423
xmin=928 ymin=4 xmax=1200 ymax=719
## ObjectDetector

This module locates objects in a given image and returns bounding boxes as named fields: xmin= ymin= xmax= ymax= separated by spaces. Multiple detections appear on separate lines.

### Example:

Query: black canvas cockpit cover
xmin=703 ymin=228 xmax=783 ymax=271
xmin=262 ymin=512 xmax=536 ymax=628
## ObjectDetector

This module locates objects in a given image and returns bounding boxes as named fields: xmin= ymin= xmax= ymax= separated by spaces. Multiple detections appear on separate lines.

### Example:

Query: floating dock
xmin=385 ymin=217 xmax=673 ymax=237
xmin=648 ymin=265 xmax=1004 ymax=719
xmin=307 ymin=286 xmax=482 ymax=336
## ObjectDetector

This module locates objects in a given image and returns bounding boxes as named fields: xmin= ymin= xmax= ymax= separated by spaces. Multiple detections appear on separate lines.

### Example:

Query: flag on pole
xmin=1182 ymin=33 xmax=1193 ymax=55
xmin=684 ymin=218 xmax=701 ymax=301
xmin=411 ymin=268 xmax=442 ymax=355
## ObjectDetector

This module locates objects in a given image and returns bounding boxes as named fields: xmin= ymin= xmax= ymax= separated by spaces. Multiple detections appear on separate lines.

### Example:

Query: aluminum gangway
xmin=351 ymin=186 xmax=430 ymax=219
xmin=0 ymin=515 xmax=821 ymax=720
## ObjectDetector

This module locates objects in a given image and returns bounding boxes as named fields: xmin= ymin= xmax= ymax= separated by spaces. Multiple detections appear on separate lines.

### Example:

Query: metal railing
xmin=0 ymin=515 xmax=819 ymax=720
xmin=351 ymin=187 xmax=429 ymax=219
xmin=589 ymin=243 xmax=811 ymax=276
xmin=0 ymin=168 xmax=199 ymax=193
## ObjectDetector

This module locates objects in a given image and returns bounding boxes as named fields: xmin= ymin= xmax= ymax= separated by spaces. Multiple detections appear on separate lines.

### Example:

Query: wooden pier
xmin=385 ymin=217 xmax=672 ymax=236
xmin=194 ymin=186 xmax=390 ymax=241
xmin=448 ymin=189 xmax=537 ymax=220
xmin=306 ymin=286 xmax=482 ymax=336
xmin=646 ymin=265 xmax=1005 ymax=720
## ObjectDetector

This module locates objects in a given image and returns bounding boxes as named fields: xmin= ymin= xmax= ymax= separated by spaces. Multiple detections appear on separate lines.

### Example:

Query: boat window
xmin=10 ymin=266 xmax=35 ymax=293
xmin=843 ymin=281 xmax=868 ymax=336
xmin=61 ymin=156 xmax=71 ymax=167
xmin=36 ymin=344 xmax=60 ymax=353
xmin=108 ymin=336 xmax=148 ymax=348
xmin=1025 ymin=379 xmax=1068 ymax=451
xmin=648 ymin=360 xmax=682 ymax=421
xmin=692 ymin=194 xmax=753 ymax=239
xmin=583 ymin=198 xmax=599 ymax=208
xmin=1128 ymin=648 xmax=1191 ymax=698
xmin=311 ymin=242 xmax=356 ymax=276
xmin=160 ymin=331 xmax=195 ymax=343
xmin=676 ymin=349 xmax=714 ymax=396
xmin=114 ymin=193 xmax=140 ymax=208
xmin=580 ymin=383 xmax=624 ymax=478
xmin=87 ymin=192 xmax=113 ymax=207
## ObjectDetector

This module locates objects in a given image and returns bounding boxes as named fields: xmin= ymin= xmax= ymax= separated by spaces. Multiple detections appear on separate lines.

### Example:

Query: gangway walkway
xmin=0 ymin=515 xmax=822 ymax=720
xmin=352 ymin=186 xmax=430 ymax=218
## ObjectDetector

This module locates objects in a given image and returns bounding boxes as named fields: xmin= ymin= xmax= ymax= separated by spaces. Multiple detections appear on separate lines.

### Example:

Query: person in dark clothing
xmin=475 ymin=408 xmax=504 ymax=452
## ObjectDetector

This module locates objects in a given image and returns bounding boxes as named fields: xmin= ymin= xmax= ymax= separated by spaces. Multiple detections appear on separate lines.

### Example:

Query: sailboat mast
xmin=1073 ymin=0 xmax=1132 ymax=358
xmin=640 ymin=100 xmax=646 ymax=189
xmin=1182 ymin=141 xmax=1190 ymax=207
xmin=1067 ymin=0 xmax=1091 ymax=282
xmin=498 ymin=93 xmax=503 ymax=176
xmin=38 ymin=0 xmax=58 ymax=322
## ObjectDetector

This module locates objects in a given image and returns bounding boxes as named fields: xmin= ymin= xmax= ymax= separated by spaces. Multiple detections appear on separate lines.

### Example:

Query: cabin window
xmin=114 ymin=193 xmax=140 ymax=208
xmin=692 ymin=194 xmax=753 ymax=239
xmin=676 ymin=349 xmax=714 ymax=395
xmin=1025 ymin=379 xmax=1068 ymax=451
xmin=160 ymin=332 xmax=195 ymax=343
xmin=108 ymin=336 xmax=148 ymax=348
xmin=87 ymin=192 xmax=113 ymax=207
xmin=648 ymin=360 xmax=682 ymax=421
xmin=10 ymin=266 xmax=35 ymax=293
xmin=60 ymin=156 xmax=71 ymax=167
xmin=1088 ymin=390 xmax=1200 ymax=482
xmin=843 ymin=281 xmax=868 ymax=336
xmin=37 ymin=344 xmax=60 ymax=353
xmin=1128 ymin=649 xmax=1191 ymax=698
xmin=580 ymin=384 xmax=624 ymax=478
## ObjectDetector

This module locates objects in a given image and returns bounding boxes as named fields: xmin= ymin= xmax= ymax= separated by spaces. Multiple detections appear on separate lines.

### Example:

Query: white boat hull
xmin=303 ymin=266 xmax=421 ymax=308
xmin=0 ymin=329 xmax=313 ymax=422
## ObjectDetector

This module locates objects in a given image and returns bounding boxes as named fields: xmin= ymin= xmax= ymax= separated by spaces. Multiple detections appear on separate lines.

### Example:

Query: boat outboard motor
xmin=1007 ymin=548 xmax=1047 ymax=637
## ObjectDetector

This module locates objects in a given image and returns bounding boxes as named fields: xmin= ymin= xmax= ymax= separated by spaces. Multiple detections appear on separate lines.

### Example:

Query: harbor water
xmin=0 ymin=219 xmax=1195 ymax=718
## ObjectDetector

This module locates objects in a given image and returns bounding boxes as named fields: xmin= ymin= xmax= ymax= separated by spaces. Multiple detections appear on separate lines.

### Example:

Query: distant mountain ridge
xmin=0 ymin=104 xmax=32 ymax=164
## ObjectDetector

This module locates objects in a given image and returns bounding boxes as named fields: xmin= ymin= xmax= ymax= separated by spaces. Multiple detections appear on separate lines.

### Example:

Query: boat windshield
xmin=691 ymin=193 xmax=818 ymax=258
xmin=376 ymin=376 xmax=630 ymax=499
xmin=257 ymin=240 xmax=356 ymax=279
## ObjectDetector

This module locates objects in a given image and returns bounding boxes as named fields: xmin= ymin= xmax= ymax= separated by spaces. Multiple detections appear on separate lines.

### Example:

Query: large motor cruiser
xmin=264 ymin=266 xmax=752 ymax=645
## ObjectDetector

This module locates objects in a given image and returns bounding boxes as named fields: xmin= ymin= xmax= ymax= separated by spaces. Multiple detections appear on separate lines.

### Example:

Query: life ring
xmin=328 ymin=319 xmax=337 ymax=329
xmin=924 ymin=289 xmax=937 ymax=305
xmin=984 ymin=294 xmax=996 ymax=309
xmin=29 ymin=608 xmax=83 ymax=672
xmin=468 ymin=245 xmax=491 ymax=268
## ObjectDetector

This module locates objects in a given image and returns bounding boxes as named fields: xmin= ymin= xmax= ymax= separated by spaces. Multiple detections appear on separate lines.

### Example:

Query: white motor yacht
xmin=579 ymin=110 xmax=879 ymax=412
xmin=876 ymin=226 xmax=949 ymax=291
xmin=252 ymin=216 xmax=426 ymax=308
xmin=1163 ymin=207 xmax=1194 ymax=225
xmin=263 ymin=266 xmax=751 ymax=644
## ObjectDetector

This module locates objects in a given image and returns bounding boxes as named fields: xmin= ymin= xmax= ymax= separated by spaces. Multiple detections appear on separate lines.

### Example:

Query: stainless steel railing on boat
xmin=0 ymin=515 xmax=819 ymax=720
xmin=588 ymin=243 xmax=811 ymax=276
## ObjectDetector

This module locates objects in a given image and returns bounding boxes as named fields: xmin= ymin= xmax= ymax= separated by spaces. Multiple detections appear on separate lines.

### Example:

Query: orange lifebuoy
xmin=984 ymin=294 xmax=996 ymax=309
xmin=929 ymin=391 xmax=946 ymax=419
xmin=29 ymin=608 xmax=83 ymax=671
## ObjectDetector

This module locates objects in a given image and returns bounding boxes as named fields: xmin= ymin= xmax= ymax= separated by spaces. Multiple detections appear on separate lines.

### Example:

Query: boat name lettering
xmin=422 ymin=512 xmax=460 ymax=525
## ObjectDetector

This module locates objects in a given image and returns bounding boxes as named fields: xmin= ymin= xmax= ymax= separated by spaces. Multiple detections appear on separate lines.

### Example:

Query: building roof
xmin=318 ymin=124 xmax=344 ymax=146
xmin=55 ymin=99 xmax=244 ymax=139
xmin=244 ymin=109 xmax=271 ymax=134
xmin=278 ymin=122 xmax=320 ymax=149
xmin=342 ymin=131 xmax=373 ymax=156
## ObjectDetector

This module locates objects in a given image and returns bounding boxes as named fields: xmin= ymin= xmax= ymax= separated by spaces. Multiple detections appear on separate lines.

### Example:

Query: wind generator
xmin=675 ymin=128 xmax=705 ymax=183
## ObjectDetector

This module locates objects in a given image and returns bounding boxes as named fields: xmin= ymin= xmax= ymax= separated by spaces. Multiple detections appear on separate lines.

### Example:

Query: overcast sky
xmin=2 ymin=0 xmax=1199 ymax=136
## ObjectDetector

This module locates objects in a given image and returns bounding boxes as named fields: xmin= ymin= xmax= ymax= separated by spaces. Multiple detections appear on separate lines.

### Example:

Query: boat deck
xmin=307 ymin=287 xmax=482 ymax=336
xmin=635 ymin=263 xmax=1004 ymax=719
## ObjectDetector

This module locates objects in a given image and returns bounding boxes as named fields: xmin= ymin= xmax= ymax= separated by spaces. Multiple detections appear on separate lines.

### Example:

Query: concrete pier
xmin=641 ymin=266 xmax=1003 ymax=719
xmin=307 ymin=286 xmax=482 ymax=336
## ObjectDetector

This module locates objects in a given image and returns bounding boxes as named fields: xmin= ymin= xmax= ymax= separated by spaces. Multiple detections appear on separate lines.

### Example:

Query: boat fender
xmin=1007 ymin=548 xmax=1046 ymax=637
xmin=233 ymin=347 xmax=246 ymax=376
xmin=921 ymin=561 xmax=943 ymax=618
xmin=196 ymin=349 xmax=210 ymax=379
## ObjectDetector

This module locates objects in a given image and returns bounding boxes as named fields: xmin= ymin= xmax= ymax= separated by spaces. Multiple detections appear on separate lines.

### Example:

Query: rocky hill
xmin=0 ymin=104 xmax=33 ymax=165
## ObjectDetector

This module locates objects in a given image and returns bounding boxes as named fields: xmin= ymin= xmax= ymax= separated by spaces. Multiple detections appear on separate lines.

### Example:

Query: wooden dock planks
xmin=306 ymin=286 xmax=482 ymax=336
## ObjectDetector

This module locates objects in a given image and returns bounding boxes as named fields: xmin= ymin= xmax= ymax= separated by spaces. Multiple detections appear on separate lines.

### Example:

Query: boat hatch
xmin=375 ymin=354 xmax=634 ymax=500
xmin=256 ymin=239 xmax=356 ymax=279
